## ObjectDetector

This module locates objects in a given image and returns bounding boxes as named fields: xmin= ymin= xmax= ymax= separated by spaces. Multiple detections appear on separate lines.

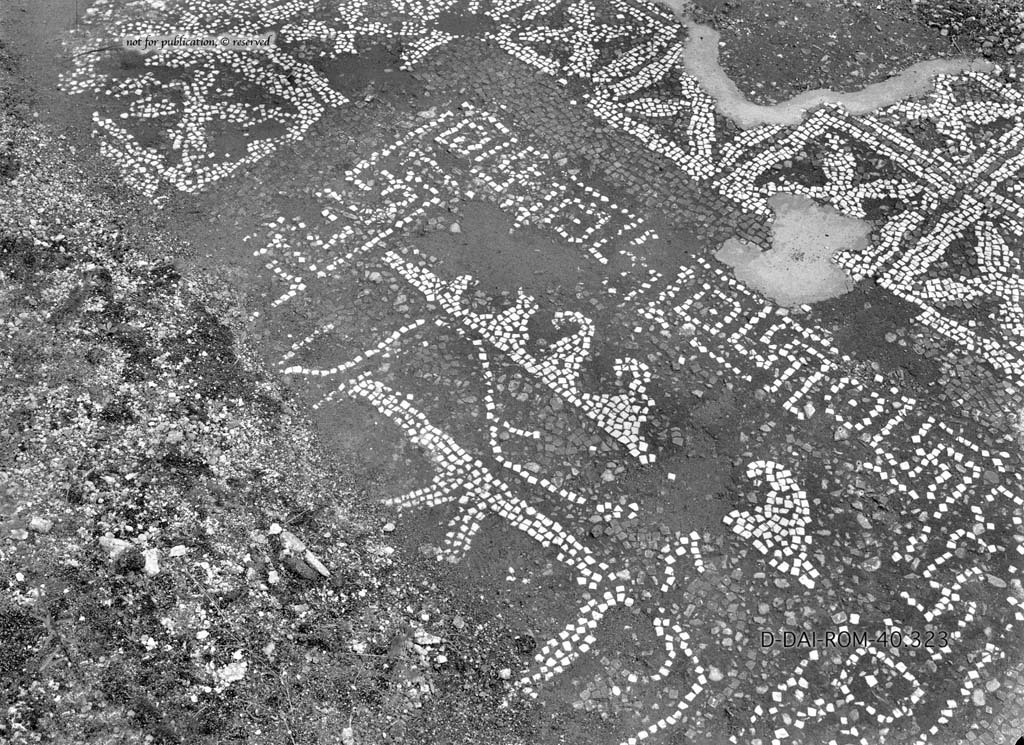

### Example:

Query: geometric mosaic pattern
xmin=64 ymin=0 xmax=1024 ymax=382
xmin=63 ymin=1 xmax=1024 ymax=744
xmin=263 ymin=101 xmax=1023 ymax=745
xmin=723 ymin=461 xmax=820 ymax=590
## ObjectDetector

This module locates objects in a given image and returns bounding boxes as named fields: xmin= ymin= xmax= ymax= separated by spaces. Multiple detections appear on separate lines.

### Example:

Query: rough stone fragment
xmin=28 ymin=517 xmax=53 ymax=534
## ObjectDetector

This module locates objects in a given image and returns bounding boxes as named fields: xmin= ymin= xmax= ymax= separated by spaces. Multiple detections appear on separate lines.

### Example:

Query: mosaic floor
xmin=57 ymin=1 xmax=1024 ymax=743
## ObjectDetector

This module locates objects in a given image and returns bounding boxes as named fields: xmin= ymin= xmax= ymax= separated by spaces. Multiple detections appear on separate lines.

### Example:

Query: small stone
xmin=29 ymin=517 xmax=53 ymax=534
xmin=449 ymin=222 xmax=461 ymax=234
xmin=168 ymin=544 xmax=187 ymax=557
xmin=498 ymin=668 xmax=512 ymax=680
xmin=267 ymin=569 xmax=280 ymax=585
xmin=217 ymin=660 xmax=247 ymax=685
xmin=414 ymin=628 xmax=443 ymax=646
xmin=709 ymin=666 xmax=723 ymax=682
xmin=279 ymin=529 xmax=306 ymax=553
xmin=268 ymin=522 xmax=283 ymax=536
xmin=453 ymin=615 xmax=465 ymax=630
xmin=972 ymin=688 xmax=986 ymax=707
xmin=860 ymin=556 xmax=881 ymax=572
xmin=986 ymin=574 xmax=1007 ymax=589
xmin=383 ymin=522 xmax=396 ymax=533
xmin=99 ymin=535 xmax=133 ymax=558
xmin=303 ymin=549 xmax=331 ymax=578
xmin=142 ymin=548 xmax=160 ymax=576
xmin=1011 ymin=579 xmax=1024 ymax=600
xmin=9 ymin=528 xmax=29 ymax=541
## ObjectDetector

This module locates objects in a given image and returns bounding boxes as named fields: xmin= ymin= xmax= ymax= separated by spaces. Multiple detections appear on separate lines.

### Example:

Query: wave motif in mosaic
xmin=488 ymin=0 xmax=1024 ymax=385
xmin=67 ymin=0 xmax=1024 ymax=384
xmin=61 ymin=1 xmax=1024 ymax=742
xmin=260 ymin=103 xmax=1024 ymax=745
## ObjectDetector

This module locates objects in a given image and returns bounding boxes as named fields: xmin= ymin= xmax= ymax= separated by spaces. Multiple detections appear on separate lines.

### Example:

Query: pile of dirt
xmin=0 ymin=38 xmax=526 ymax=745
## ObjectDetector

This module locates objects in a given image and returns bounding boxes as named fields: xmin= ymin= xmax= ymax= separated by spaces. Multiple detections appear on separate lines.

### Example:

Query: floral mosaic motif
xmin=261 ymin=101 xmax=1023 ymax=744
xmin=63 ymin=1 xmax=1024 ymax=742
xmin=66 ymin=0 xmax=1024 ymax=377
